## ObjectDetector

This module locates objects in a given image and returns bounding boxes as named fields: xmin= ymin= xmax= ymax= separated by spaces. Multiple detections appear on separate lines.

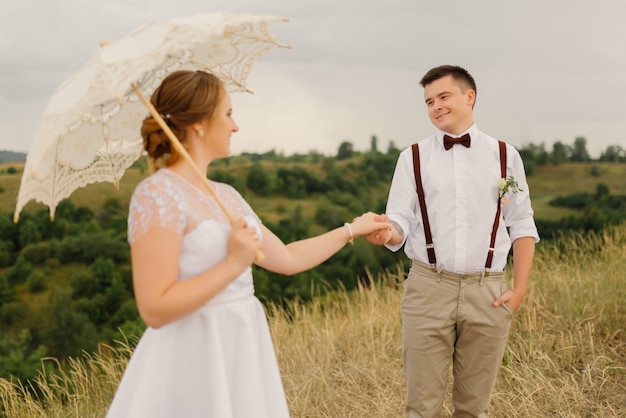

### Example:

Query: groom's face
xmin=423 ymin=75 xmax=475 ymax=136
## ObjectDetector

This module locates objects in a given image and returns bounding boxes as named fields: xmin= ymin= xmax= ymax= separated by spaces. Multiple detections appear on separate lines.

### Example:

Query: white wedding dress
xmin=106 ymin=169 xmax=290 ymax=417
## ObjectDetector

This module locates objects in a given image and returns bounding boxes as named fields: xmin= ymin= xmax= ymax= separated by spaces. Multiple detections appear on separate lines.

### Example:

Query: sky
xmin=1 ymin=0 xmax=626 ymax=158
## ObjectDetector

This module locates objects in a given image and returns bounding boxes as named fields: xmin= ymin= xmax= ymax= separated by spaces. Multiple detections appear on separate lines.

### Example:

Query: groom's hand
xmin=364 ymin=214 xmax=393 ymax=245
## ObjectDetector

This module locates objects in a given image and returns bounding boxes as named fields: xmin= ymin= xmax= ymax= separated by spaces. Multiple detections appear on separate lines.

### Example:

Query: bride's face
xmin=204 ymin=89 xmax=239 ymax=158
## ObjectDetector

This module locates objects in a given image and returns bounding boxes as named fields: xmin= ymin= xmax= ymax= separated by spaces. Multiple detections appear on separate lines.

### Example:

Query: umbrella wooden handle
xmin=131 ymin=83 xmax=265 ymax=262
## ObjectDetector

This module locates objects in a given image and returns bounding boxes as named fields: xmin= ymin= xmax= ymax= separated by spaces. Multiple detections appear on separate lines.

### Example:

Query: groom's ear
xmin=466 ymin=89 xmax=476 ymax=108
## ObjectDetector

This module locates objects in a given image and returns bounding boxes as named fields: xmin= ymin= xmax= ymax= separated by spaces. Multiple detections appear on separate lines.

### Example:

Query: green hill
xmin=2 ymin=158 xmax=626 ymax=222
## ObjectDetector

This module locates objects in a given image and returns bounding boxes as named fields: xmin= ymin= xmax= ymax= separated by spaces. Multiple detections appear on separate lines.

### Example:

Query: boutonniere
xmin=499 ymin=176 xmax=522 ymax=205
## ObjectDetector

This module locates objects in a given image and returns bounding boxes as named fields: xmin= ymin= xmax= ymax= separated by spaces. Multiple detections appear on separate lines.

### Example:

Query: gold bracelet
xmin=344 ymin=222 xmax=354 ymax=246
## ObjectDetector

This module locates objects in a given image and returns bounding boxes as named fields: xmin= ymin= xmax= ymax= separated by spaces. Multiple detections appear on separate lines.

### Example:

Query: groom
xmin=368 ymin=65 xmax=539 ymax=417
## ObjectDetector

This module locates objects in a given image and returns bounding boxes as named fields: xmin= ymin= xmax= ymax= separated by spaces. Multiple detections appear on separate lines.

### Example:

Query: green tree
xmin=314 ymin=198 xmax=347 ymax=230
xmin=596 ymin=183 xmax=610 ymax=197
xmin=112 ymin=299 xmax=141 ymax=330
xmin=0 ymin=274 xmax=15 ymax=305
xmin=56 ymin=199 xmax=95 ymax=224
xmin=0 ymin=301 xmax=27 ymax=326
xmin=105 ymin=274 xmax=131 ymax=316
xmin=325 ymin=167 xmax=354 ymax=194
xmin=18 ymin=219 xmax=41 ymax=248
xmin=92 ymin=257 xmax=119 ymax=290
xmin=0 ymin=213 xmax=18 ymax=243
xmin=208 ymin=169 xmax=247 ymax=194
xmin=370 ymin=135 xmax=379 ymax=153
xmin=0 ymin=329 xmax=47 ymax=382
xmin=71 ymin=270 xmax=99 ymax=299
xmin=27 ymin=269 xmax=47 ymax=293
xmin=43 ymin=288 xmax=98 ymax=360
xmin=337 ymin=141 xmax=355 ymax=160
xmin=570 ymin=136 xmax=591 ymax=162
xmin=590 ymin=166 xmax=601 ymax=177
xmin=20 ymin=241 xmax=53 ymax=264
xmin=519 ymin=142 xmax=549 ymax=174
xmin=0 ymin=240 xmax=15 ymax=267
xmin=599 ymin=145 xmax=625 ymax=162
xmin=7 ymin=256 xmax=34 ymax=285
xmin=246 ymin=162 xmax=272 ymax=195
xmin=551 ymin=141 xmax=570 ymax=165
xmin=387 ymin=140 xmax=400 ymax=155
xmin=307 ymin=150 xmax=324 ymax=163
xmin=55 ymin=232 xmax=129 ymax=264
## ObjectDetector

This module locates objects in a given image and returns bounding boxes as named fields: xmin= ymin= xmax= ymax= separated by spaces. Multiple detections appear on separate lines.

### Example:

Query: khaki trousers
xmin=402 ymin=260 xmax=513 ymax=418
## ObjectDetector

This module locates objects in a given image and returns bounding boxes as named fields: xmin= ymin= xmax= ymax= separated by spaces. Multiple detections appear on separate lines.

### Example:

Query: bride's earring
xmin=198 ymin=129 xmax=205 ymax=138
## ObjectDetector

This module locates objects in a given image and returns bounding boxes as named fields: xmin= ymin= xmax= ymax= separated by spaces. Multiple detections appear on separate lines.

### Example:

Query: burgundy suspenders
xmin=411 ymin=143 xmax=437 ymax=271
xmin=411 ymin=141 xmax=507 ymax=274
xmin=485 ymin=141 xmax=507 ymax=274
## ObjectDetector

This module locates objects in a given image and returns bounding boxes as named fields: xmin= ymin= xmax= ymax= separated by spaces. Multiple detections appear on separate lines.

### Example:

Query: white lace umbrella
xmin=14 ymin=12 xmax=288 ymax=224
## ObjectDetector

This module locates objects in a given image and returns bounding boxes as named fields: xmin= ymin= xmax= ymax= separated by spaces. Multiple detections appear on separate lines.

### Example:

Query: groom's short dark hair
xmin=419 ymin=65 xmax=477 ymax=96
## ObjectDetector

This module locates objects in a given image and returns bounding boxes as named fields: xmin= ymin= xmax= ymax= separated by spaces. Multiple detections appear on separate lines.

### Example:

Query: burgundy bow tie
xmin=443 ymin=134 xmax=471 ymax=150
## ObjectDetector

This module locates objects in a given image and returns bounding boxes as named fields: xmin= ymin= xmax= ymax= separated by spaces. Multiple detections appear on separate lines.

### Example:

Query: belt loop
xmin=479 ymin=271 xmax=485 ymax=286
xmin=436 ymin=268 xmax=442 ymax=283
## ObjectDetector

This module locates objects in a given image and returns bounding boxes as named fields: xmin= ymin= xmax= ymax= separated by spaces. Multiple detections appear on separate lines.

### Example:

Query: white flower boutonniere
xmin=499 ymin=176 xmax=522 ymax=205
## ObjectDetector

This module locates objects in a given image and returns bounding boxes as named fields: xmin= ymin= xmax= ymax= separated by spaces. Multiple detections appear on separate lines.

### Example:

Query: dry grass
xmin=0 ymin=342 xmax=132 ymax=418
xmin=270 ymin=269 xmax=406 ymax=417
xmin=2 ymin=225 xmax=626 ymax=417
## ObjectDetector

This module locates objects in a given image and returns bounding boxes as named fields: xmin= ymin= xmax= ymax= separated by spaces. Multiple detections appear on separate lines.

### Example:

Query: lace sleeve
xmin=127 ymin=174 xmax=188 ymax=244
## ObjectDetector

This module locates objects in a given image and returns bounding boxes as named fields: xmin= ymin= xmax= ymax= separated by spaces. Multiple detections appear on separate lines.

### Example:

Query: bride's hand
xmin=227 ymin=218 xmax=261 ymax=268
xmin=349 ymin=212 xmax=391 ymax=238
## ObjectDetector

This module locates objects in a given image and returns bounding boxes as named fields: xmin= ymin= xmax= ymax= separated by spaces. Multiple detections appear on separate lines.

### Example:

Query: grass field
xmin=1 ymin=223 xmax=625 ymax=417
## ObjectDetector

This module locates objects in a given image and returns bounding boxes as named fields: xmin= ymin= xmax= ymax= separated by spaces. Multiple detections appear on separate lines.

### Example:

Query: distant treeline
xmin=514 ymin=136 xmax=625 ymax=175
xmin=0 ymin=151 xmax=26 ymax=163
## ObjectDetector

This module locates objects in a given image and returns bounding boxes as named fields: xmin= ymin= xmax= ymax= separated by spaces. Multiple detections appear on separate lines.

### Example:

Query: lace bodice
xmin=128 ymin=168 xmax=258 ymax=244
xmin=127 ymin=169 xmax=261 ymax=291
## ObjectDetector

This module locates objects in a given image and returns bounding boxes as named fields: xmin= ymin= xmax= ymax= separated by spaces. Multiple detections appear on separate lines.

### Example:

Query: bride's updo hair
xmin=141 ymin=70 xmax=224 ymax=167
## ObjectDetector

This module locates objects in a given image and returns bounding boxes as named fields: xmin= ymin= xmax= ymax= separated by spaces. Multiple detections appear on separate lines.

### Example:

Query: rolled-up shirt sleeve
xmin=385 ymin=147 xmax=420 ymax=252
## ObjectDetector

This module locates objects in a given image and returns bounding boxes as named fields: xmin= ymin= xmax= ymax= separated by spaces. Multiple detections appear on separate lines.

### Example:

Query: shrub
xmin=0 ymin=213 xmax=18 ymax=243
xmin=27 ymin=270 xmax=47 ymax=293
xmin=20 ymin=241 xmax=53 ymax=264
xmin=6 ymin=257 xmax=34 ymax=285
xmin=590 ymin=165 xmax=600 ymax=177
xmin=0 ymin=240 xmax=15 ymax=267
xmin=0 ymin=301 xmax=27 ymax=326
xmin=55 ymin=233 xmax=129 ymax=264
xmin=0 ymin=274 xmax=15 ymax=304
xmin=71 ymin=271 xmax=99 ymax=299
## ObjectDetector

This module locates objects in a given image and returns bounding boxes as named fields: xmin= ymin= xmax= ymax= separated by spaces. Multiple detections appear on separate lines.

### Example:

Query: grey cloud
xmin=1 ymin=0 xmax=626 ymax=155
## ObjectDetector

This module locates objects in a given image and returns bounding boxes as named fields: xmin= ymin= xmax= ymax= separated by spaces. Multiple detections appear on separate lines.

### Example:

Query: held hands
xmin=227 ymin=218 xmax=262 ymax=269
xmin=348 ymin=212 xmax=391 ymax=242
xmin=363 ymin=214 xmax=394 ymax=245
